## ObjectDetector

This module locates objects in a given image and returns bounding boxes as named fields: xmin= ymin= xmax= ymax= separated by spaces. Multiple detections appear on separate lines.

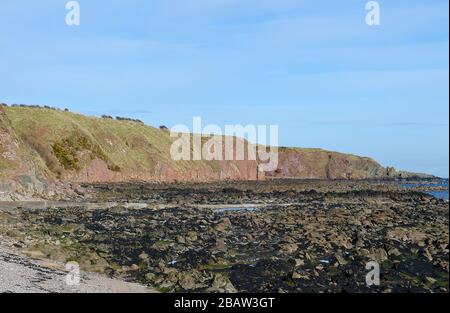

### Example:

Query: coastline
xmin=1 ymin=179 xmax=448 ymax=293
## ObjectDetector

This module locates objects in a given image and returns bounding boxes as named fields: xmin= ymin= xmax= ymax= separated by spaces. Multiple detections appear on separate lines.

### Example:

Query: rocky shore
xmin=0 ymin=180 xmax=448 ymax=293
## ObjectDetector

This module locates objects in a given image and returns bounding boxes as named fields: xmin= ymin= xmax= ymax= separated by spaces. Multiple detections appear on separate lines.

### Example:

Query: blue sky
xmin=0 ymin=0 xmax=448 ymax=177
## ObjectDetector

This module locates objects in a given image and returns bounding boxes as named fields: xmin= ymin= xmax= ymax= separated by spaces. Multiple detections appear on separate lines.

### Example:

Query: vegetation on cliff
xmin=0 ymin=105 xmax=433 ymax=197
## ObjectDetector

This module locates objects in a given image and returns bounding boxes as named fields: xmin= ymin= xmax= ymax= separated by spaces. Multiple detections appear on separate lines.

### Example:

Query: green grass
xmin=4 ymin=106 xmax=231 ymax=177
xmin=435 ymin=271 xmax=449 ymax=288
xmin=152 ymin=240 xmax=171 ymax=248
xmin=199 ymin=262 xmax=231 ymax=270
xmin=0 ymin=156 xmax=15 ymax=171
xmin=156 ymin=286 xmax=171 ymax=293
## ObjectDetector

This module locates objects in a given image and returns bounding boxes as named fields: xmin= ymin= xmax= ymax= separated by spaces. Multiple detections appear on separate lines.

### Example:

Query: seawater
xmin=400 ymin=179 xmax=449 ymax=201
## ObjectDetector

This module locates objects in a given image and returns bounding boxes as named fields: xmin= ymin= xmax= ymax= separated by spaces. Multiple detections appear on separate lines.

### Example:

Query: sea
xmin=400 ymin=178 xmax=449 ymax=201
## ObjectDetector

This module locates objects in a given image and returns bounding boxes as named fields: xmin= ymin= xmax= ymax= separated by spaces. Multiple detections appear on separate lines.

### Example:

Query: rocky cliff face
xmin=0 ymin=106 xmax=54 ymax=200
xmin=265 ymin=148 xmax=388 ymax=180
xmin=0 ymin=105 xmax=432 ymax=198
xmin=0 ymin=105 xmax=260 ymax=199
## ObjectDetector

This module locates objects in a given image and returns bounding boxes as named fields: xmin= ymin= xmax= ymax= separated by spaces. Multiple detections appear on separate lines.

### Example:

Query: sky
xmin=0 ymin=0 xmax=448 ymax=177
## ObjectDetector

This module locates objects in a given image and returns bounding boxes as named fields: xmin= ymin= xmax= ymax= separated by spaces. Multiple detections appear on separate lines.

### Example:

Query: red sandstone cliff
xmin=0 ymin=105 xmax=431 ymax=199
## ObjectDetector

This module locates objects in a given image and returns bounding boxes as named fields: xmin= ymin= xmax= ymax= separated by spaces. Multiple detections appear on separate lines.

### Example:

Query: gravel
xmin=0 ymin=247 xmax=153 ymax=293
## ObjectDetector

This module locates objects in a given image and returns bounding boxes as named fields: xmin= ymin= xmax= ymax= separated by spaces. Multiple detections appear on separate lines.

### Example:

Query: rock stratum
xmin=0 ymin=105 xmax=433 ymax=199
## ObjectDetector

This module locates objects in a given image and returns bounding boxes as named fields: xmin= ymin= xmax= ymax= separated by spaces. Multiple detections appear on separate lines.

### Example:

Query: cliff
xmin=0 ymin=105 xmax=433 ymax=198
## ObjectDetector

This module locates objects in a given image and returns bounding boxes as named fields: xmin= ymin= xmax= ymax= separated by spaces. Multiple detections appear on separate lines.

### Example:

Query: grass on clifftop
xmin=2 ymin=106 xmax=389 ymax=181
xmin=3 ymin=107 xmax=228 ymax=176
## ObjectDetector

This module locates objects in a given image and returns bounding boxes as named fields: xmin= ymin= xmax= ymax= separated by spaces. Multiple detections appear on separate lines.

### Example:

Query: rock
xmin=159 ymin=280 xmax=174 ymax=290
xmin=163 ymin=267 xmax=178 ymax=275
xmin=13 ymin=242 xmax=23 ymax=248
xmin=423 ymin=248 xmax=433 ymax=261
xmin=210 ymin=272 xmax=237 ymax=292
xmin=342 ymin=241 xmax=354 ymax=250
xmin=179 ymin=273 xmax=197 ymax=290
xmin=157 ymin=261 xmax=166 ymax=272
xmin=294 ymin=259 xmax=305 ymax=267
xmin=1 ymin=178 xmax=447 ymax=294
xmin=212 ymin=273 xmax=230 ymax=289
xmin=24 ymin=250 xmax=45 ymax=259
xmin=215 ymin=238 xmax=227 ymax=252
xmin=176 ymin=235 xmax=186 ymax=244
xmin=212 ymin=274 xmax=226 ymax=288
xmin=166 ymin=267 xmax=178 ymax=279
xmin=372 ymin=248 xmax=388 ymax=263
xmin=145 ymin=272 xmax=156 ymax=282
xmin=358 ymin=248 xmax=370 ymax=258
xmin=215 ymin=218 xmax=232 ymax=232
xmin=74 ymin=186 xmax=86 ymax=196
xmin=224 ymin=281 xmax=237 ymax=293
xmin=292 ymin=272 xmax=301 ymax=279
xmin=356 ymin=237 xmax=364 ymax=247
xmin=130 ymin=264 xmax=139 ymax=270
xmin=425 ymin=277 xmax=436 ymax=285
xmin=187 ymin=231 xmax=198 ymax=242
xmin=139 ymin=252 xmax=149 ymax=260
xmin=387 ymin=248 xmax=401 ymax=257
xmin=335 ymin=254 xmax=348 ymax=265
xmin=279 ymin=243 xmax=298 ymax=254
